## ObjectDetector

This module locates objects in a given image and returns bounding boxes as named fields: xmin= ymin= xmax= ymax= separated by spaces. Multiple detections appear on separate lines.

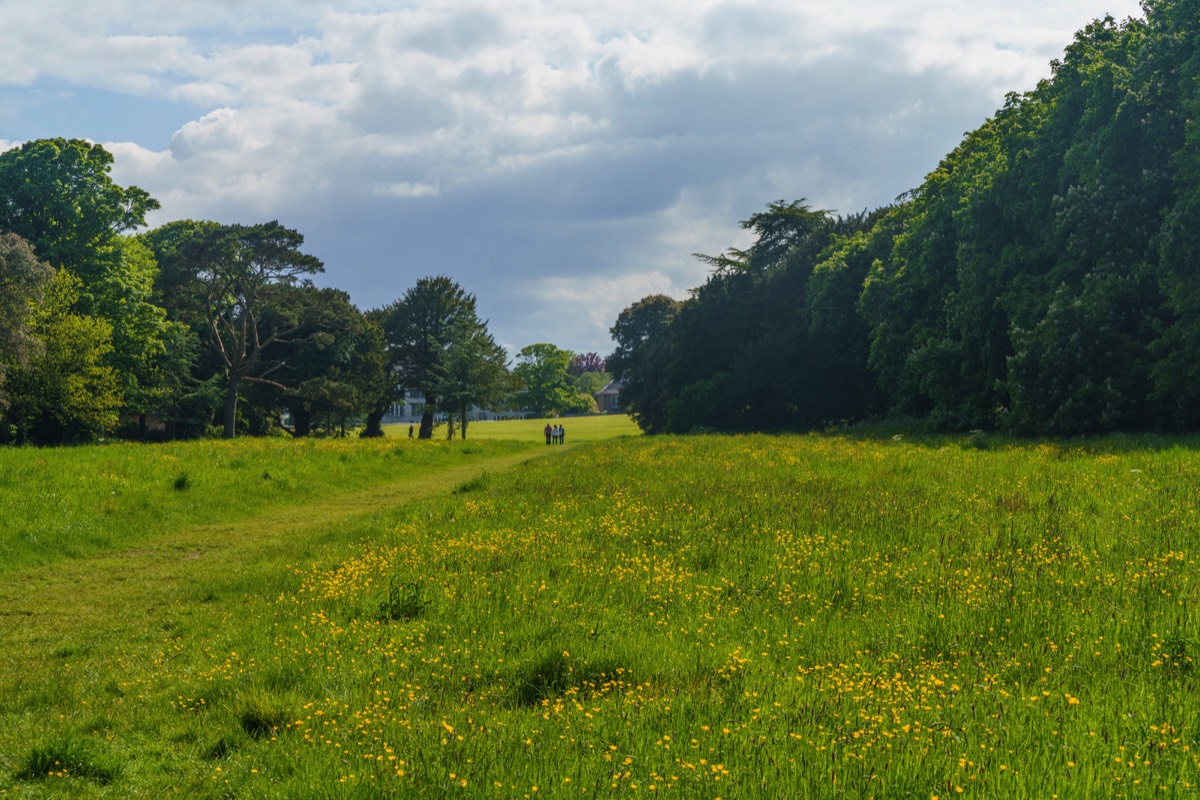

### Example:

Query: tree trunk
xmin=292 ymin=406 xmax=313 ymax=437
xmin=419 ymin=408 xmax=434 ymax=439
xmin=361 ymin=403 xmax=387 ymax=438
xmin=223 ymin=376 xmax=240 ymax=439
xmin=460 ymin=402 xmax=469 ymax=439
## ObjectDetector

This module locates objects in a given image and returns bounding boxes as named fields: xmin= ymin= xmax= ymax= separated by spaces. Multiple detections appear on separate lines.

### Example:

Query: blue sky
xmin=0 ymin=0 xmax=1144 ymax=357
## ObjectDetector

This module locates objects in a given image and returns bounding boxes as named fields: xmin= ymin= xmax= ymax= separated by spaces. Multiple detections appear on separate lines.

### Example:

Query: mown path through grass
xmin=0 ymin=444 xmax=551 ymax=734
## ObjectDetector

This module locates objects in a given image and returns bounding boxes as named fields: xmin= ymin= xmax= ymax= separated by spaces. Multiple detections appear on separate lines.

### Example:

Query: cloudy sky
xmin=0 ymin=0 xmax=1144 ymax=357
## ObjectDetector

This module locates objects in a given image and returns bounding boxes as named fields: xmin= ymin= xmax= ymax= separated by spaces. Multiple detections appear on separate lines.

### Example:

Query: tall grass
xmin=3 ymin=432 xmax=1199 ymax=797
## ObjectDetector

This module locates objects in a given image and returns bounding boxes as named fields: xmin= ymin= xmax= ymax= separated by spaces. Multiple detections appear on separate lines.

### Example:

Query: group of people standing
xmin=543 ymin=422 xmax=566 ymax=446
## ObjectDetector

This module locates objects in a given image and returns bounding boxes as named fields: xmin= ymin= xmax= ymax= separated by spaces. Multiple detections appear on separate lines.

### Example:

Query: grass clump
xmin=15 ymin=735 xmax=121 ymax=785
xmin=513 ymin=647 xmax=633 ymax=707
xmin=236 ymin=690 xmax=296 ymax=740
xmin=377 ymin=578 xmax=428 ymax=621
xmin=451 ymin=471 xmax=490 ymax=494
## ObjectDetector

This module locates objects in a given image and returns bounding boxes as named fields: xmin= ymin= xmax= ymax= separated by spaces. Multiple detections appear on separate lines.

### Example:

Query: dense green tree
xmin=1147 ymin=0 xmax=1200 ymax=427
xmin=0 ymin=139 xmax=169 ymax=431
xmin=611 ymin=3 xmax=1199 ymax=437
xmin=571 ymin=368 xmax=610 ymax=397
xmin=0 ymin=138 xmax=159 ymax=273
xmin=264 ymin=290 xmax=388 ymax=437
xmin=359 ymin=307 xmax=401 ymax=439
xmin=380 ymin=276 xmax=484 ymax=439
xmin=0 ymin=233 xmax=54 ymax=418
xmin=607 ymin=294 xmax=680 ymax=433
xmin=3 ymin=270 xmax=120 ymax=443
xmin=141 ymin=219 xmax=228 ymax=437
xmin=514 ymin=343 xmax=585 ymax=416
xmin=664 ymin=201 xmax=876 ymax=433
xmin=856 ymin=10 xmax=1183 ymax=432
xmin=1006 ymin=269 xmax=1161 ymax=434
xmin=431 ymin=319 xmax=511 ymax=439
xmin=168 ymin=221 xmax=325 ymax=438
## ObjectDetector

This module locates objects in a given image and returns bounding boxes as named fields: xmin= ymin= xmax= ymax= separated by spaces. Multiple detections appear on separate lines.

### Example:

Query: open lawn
xmin=384 ymin=413 xmax=641 ymax=443
xmin=2 ymin=431 xmax=1199 ymax=797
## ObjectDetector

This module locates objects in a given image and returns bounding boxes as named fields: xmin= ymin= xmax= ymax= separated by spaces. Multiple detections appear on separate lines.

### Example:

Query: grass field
xmin=2 ymin=429 xmax=1199 ymax=797
xmin=384 ymin=414 xmax=642 ymax=443
xmin=0 ymin=435 xmax=534 ymax=575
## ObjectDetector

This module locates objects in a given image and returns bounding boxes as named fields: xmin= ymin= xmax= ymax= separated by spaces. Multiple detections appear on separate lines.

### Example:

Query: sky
xmin=0 ymin=0 xmax=1145 ymax=358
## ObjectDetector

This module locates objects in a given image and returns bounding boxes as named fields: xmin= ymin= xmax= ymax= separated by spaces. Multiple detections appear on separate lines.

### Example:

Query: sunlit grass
xmin=3 ymin=431 xmax=1199 ymax=797
xmin=384 ymin=413 xmax=641 ymax=443
xmin=0 ymin=436 xmax=533 ymax=574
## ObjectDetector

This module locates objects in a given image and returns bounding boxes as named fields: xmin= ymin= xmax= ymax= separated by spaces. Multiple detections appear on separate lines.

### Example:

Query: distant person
xmin=559 ymin=424 xmax=566 ymax=446
xmin=408 ymin=424 xmax=414 ymax=439
xmin=544 ymin=422 xmax=552 ymax=445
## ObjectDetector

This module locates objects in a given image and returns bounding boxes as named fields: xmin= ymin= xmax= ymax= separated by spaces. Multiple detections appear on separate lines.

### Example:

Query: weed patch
xmin=377 ymin=579 xmax=428 ymax=622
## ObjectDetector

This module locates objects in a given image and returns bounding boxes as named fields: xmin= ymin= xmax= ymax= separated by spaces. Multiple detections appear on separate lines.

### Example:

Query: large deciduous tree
xmin=0 ymin=232 xmax=54 ymax=419
xmin=0 ymin=138 xmax=159 ymax=273
xmin=0 ymin=138 xmax=169 ymax=433
xmin=4 ymin=270 xmax=120 ymax=443
xmin=171 ymin=221 xmax=325 ymax=438
xmin=607 ymin=295 xmax=680 ymax=434
xmin=259 ymin=289 xmax=388 ymax=437
xmin=514 ymin=343 xmax=585 ymax=417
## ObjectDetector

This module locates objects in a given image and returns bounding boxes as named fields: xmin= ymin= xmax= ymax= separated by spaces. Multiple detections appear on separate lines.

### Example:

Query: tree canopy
xmin=514 ymin=343 xmax=587 ymax=417
xmin=372 ymin=276 xmax=501 ymax=439
xmin=611 ymin=0 xmax=1200 ymax=437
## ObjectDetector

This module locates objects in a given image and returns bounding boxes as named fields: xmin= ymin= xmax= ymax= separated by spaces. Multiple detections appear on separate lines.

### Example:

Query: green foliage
xmin=0 ymin=232 xmax=54 ymax=417
xmin=157 ymin=220 xmax=325 ymax=438
xmin=620 ymin=4 xmax=1200 ymax=436
xmin=570 ymin=366 xmax=608 ymax=395
xmin=3 ymin=270 xmax=120 ymax=443
xmin=649 ymin=202 xmax=880 ymax=433
xmin=431 ymin=316 xmax=511 ymax=440
xmin=0 ymin=139 xmax=170 ymax=431
xmin=239 ymin=287 xmax=386 ymax=438
xmin=374 ymin=276 xmax=490 ymax=439
xmin=0 ymin=138 xmax=159 ymax=274
xmin=513 ymin=342 xmax=579 ymax=416
xmin=606 ymin=293 xmax=680 ymax=433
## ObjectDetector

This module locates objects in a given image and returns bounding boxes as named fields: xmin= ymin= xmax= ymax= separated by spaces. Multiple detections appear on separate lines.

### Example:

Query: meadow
xmin=2 ymin=425 xmax=1199 ymax=798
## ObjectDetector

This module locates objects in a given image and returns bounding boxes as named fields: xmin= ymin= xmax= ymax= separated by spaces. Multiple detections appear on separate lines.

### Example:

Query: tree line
xmin=610 ymin=0 xmax=1200 ymax=437
xmin=0 ymin=139 xmax=607 ymax=444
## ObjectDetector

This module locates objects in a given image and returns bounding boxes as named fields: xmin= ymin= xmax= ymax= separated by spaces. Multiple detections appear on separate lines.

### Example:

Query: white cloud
xmin=374 ymin=181 xmax=440 ymax=198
